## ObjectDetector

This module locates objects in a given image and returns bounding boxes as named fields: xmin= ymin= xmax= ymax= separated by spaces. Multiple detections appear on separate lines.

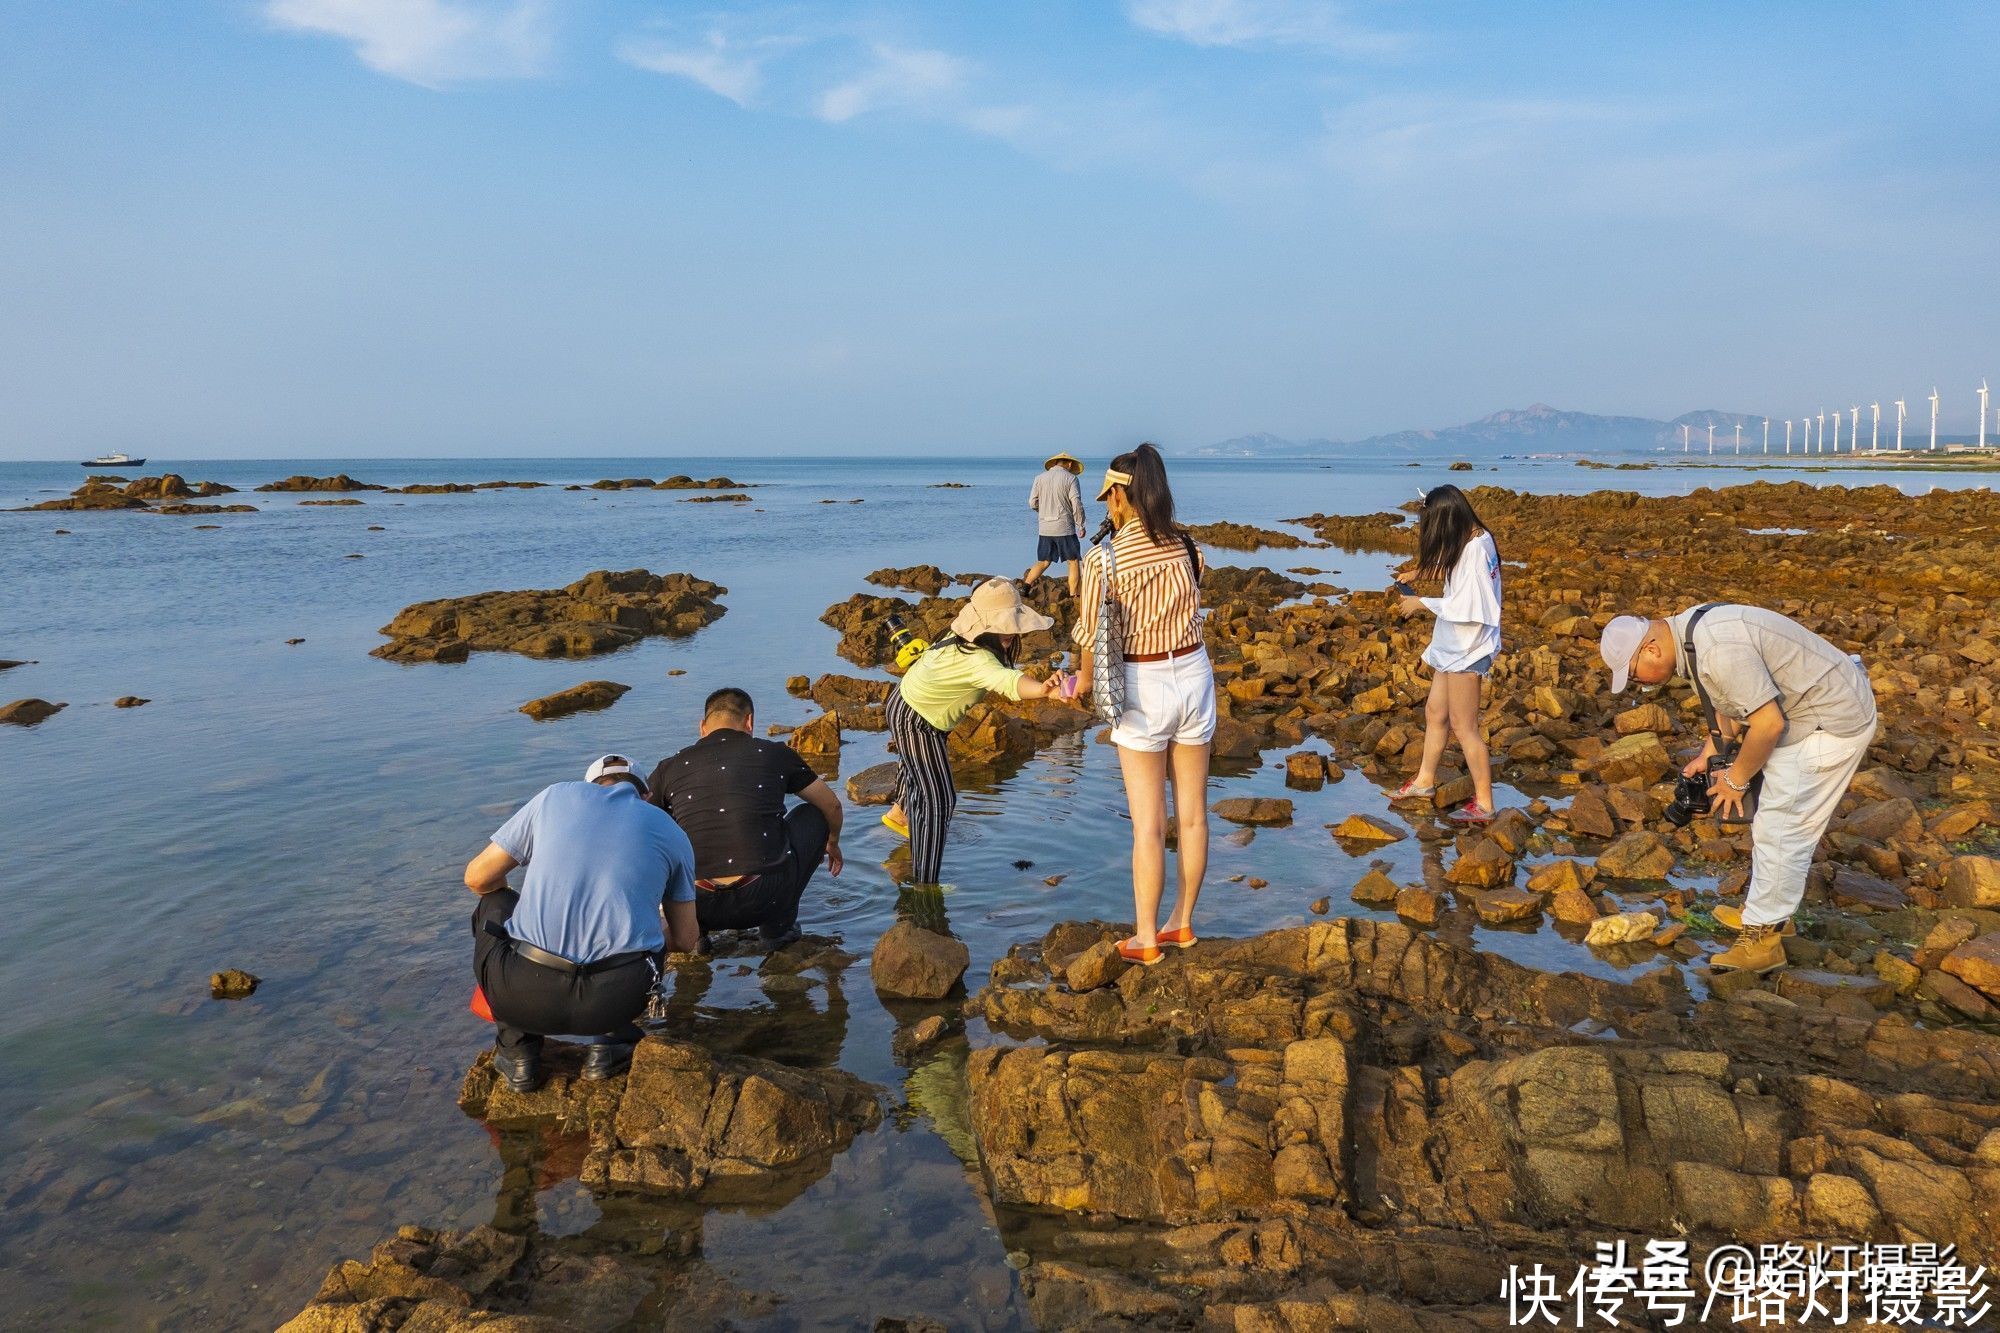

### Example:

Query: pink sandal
xmin=1390 ymin=780 xmax=1436 ymax=804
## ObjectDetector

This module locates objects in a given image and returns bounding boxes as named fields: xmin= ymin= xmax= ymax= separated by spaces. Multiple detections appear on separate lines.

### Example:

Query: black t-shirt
xmin=647 ymin=728 xmax=818 ymax=878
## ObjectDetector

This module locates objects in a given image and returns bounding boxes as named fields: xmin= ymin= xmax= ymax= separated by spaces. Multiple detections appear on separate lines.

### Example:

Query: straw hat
xmin=1043 ymin=451 xmax=1083 ymax=473
xmin=950 ymin=578 xmax=1054 ymax=640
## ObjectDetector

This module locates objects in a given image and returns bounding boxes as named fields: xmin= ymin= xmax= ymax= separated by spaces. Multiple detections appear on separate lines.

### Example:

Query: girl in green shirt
xmin=884 ymin=578 xmax=1074 ymax=884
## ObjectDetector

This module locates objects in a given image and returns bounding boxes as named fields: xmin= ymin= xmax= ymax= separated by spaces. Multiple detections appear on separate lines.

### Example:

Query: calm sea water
xmin=0 ymin=453 xmax=1985 ymax=1330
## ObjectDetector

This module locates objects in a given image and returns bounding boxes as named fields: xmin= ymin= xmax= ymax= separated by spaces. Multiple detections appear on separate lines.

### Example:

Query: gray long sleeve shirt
xmin=1030 ymin=466 xmax=1086 ymax=537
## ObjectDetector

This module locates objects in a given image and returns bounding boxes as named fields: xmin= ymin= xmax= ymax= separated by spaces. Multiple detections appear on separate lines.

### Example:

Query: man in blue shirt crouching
xmin=463 ymin=754 xmax=699 ymax=1092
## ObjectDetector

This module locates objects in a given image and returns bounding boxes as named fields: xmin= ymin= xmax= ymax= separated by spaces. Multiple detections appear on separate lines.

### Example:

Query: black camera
xmin=1663 ymin=754 xmax=1758 ymax=827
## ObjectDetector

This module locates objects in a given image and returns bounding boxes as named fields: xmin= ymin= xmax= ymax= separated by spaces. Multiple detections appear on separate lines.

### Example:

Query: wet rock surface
xmin=518 ymin=680 xmax=630 ymax=721
xmin=0 ymin=698 xmax=65 ymax=726
xmin=256 ymin=474 xmax=387 ymax=492
xmin=374 ymin=570 xmax=726 ymax=663
xmin=1186 ymin=521 xmax=1322 ymax=551
xmin=968 ymin=916 xmax=2000 ymax=1326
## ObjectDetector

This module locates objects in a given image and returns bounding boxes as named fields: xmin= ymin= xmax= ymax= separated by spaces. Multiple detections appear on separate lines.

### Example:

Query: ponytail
xmin=1107 ymin=442 xmax=1179 ymax=544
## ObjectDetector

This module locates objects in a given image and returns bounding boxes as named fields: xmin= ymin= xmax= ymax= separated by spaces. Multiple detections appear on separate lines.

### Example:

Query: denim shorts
xmin=1037 ymin=534 xmax=1081 ymax=563
xmin=1465 ymin=654 xmax=1494 ymax=677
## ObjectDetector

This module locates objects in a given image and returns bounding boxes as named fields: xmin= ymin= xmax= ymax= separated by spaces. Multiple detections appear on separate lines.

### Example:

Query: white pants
xmin=1110 ymin=653 xmax=1217 ymax=752
xmin=1744 ymin=724 xmax=1875 ymax=926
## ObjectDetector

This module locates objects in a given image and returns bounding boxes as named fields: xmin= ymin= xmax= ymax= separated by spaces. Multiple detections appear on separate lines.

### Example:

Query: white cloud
xmin=617 ymin=29 xmax=802 ymax=107
xmin=264 ymin=0 xmax=553 ymax=87
xmin=1125 ymin=0 xmax=1401 ymax=54
xmin=816 ymin=44 xmax=968 ymax=123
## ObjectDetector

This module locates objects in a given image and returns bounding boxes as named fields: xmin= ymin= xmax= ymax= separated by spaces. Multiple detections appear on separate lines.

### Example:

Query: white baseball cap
xmin=584 ymin=753 xmax=645 ymax=793
xmin=1598 ymin=616 xmax=1650 ymax=693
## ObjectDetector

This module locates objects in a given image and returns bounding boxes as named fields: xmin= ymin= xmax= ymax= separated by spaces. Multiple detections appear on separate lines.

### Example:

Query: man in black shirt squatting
xmin=647 ymin=687 xmax=845 ymax=950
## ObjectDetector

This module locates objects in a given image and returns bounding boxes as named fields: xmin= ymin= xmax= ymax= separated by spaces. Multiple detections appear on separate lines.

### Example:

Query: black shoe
xmin=760 ymin=925 xmax=803 ymax=951
xmin=580 ymin=1042 xmax=634 ymax=1081
xmin=493 ymin=1046 xmax=542 ymax=1094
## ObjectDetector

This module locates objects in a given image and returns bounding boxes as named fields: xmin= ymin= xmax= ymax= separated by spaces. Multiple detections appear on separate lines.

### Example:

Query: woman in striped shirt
xmin=1073 ymin=443 xmax=1216 ymax=967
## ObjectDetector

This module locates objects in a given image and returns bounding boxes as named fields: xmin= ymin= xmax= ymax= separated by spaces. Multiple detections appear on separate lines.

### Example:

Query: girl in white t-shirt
xmin=1393 ymin=484 xmax=1503 ymax=824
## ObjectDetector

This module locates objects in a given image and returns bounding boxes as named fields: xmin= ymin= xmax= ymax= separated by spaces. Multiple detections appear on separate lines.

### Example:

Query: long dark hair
xmin=1107 ymin=442 xmax=1180 ymax=543
xmin=935 ymin=631 xmax=1018 ymax=668
xmin=1413 ymin=484 xmax=1494 ymax=580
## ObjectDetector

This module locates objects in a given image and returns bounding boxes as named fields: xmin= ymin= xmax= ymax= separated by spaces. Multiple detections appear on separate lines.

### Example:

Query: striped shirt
xmin=1072 ymin=522 xmax=1206 ymax=657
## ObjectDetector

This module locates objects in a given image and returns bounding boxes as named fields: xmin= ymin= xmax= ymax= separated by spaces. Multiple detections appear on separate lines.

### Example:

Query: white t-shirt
xmin=1419 ymin=531 xmax=1502 ymax=673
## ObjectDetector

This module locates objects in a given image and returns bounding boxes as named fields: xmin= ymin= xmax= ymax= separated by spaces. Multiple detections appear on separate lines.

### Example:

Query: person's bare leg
xmin=1162 ymin=741 xmax=1211 ymax=934
xmin=1118 ymin=746 xmax=1170 ymax=947
xmin=1066 ymin=562 xmax=1079 ymax=598
xmin=1412 ymin=672 xmax=1450 ymax=789
xmin=1446 ymin=671 xmax=1494 ymax=811
xmin=1023 ymin=559 xmax=1050 ymax=587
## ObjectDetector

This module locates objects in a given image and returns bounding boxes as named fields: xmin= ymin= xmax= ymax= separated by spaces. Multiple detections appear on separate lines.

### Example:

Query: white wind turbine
xmin=1849 ymin=406 xmax=1859 ymax=454
xmin=1707 ymin=421 xmax=1716 ymax=455
xmin=1980 ymin=380 xmax=1990 ymax=451
xmin=1762 ymin=417 xmax=1770 ymax=454
xmin=1733 ymin=421 xmax=1742 ymax=453
xmin=1817 ymin=410 xmax=1826 ymax=454
xmin=1785 ymin=419 xmax=1794 ymax=454
xmin=1870 ymin=401 xmax=1880 ymax=452
xmin=1930 ymin=387 xmax=1941 ymax=450
xmin=1681 ymin=423 xmax=1691 ymax=452
xmin=1894 ymin=398 xmax=1907 ymax=451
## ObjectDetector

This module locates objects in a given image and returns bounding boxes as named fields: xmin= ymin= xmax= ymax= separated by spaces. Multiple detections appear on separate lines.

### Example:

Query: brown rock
xmin=1445 ymin=840 xmax=1515 ymax=889
xmin=1526 ymin=858 xmax=1595 ymax=896
xmin=375 ymin=569 xmax=727 ymax=664
xmin=1589 ymin=732 xmax=1673 ymax=786
xmin=518 ymin=680 xmax=629 ymax=720
xmin=0 ymin=699 xmax=65 ymax=726
xmin=871 ymin=922 xmax=970 ymax=1000
xmin=1309 ymin=897 xmax=1331 ymax=915
xmin=1350 ymin=869 xmax=1400 ymax=905
xmin=1613 ymin=702 xmax=1675 ymax=735
xmin=1352 ymin=684 xmax=1394 ymax=715
xmin=1394 ymin=886 xmax=1441 ymax=927
xmin=1840 ymin=797 xmax=1922 ymax=845
xmin=210 ymin=969 xmax=260 ymax=999
xmin=1565 ymin=787 xmax=1618 ymax=839
xmin=1550 ymin=885 xmax=1600 ymax=924
xmin=1064 ymin=940 xmax=1128 ymax=993
xmin=1471 ymin=888 xmax=1543 ymax=925
xmin=1942 ymin=856 xmax=2000 ymax=909
xmin=1284 ymin=751 xmax=1327 ymax=789
xmin=1584 ymin=910 xmax=1659 ymax=947
xmin=113 ymin=696 xmax=149 ymax=708
xmin=1212 ymin=797 xmax=1293 ymax=827
xmin=1595 ymin=830 xmax=1675 ymax=880
xmin=1330 ymin=813 xmax=1406 ymax=846
xmin=255 ymin=473 xmax=384 ymax=492
xmin=1940 ymin=933 xmax=2000 ymax=1000
xmin=788 ymin=712 xmax=842 ymax=756
xmin=846 ymin=761 xmax=900 ymax=806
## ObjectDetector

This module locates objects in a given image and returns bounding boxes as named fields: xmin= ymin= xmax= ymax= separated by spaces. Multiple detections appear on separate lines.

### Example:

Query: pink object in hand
xmin=1059 ymin=672 xmax=1080 ymax=700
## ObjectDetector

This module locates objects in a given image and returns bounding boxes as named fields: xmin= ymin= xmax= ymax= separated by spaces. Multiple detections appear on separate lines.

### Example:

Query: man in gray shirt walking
xmin=1024 ymin=451 xmax=1088 ymax=598
xmin=1599 ymin=603 xmax=1877 ymax=975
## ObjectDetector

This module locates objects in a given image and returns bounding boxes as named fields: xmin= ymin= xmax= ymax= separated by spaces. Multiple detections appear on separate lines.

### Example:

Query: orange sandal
xmin=1158 ymin=925 xmax=1198 ymax=950
xmin=1117 ymin=938 xmax=1164 ymax=967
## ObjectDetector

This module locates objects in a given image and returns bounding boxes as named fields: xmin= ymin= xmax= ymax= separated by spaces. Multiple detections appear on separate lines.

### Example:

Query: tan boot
xmin=1711 ymin=904 xmax=1796 ymax=936
xmin=1708 ymin=923 xmax=1788 ymax=974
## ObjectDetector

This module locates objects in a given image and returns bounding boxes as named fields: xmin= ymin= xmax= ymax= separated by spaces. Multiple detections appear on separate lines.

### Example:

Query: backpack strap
xmin=1177 ymin=531 xmax=1202 ymax=588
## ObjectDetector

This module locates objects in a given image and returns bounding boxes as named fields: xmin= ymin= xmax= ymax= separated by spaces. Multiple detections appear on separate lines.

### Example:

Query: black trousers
xmin=697 ymin=803 xmax=829 ymax=937
xmin=472 ymin=890 xmax=658 ymax=1054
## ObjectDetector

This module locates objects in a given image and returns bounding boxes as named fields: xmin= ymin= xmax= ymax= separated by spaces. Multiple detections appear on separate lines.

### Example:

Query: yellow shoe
xmin=1708 ymin=924 xmax=1788 ymax=975
xmin=1711 ymin=904 xmax=1796 ymax=936
xmin=881 ymin=809 xmax=909 ymax=840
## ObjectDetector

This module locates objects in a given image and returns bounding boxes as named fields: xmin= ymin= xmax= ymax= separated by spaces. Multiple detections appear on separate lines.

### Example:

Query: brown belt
xmin=1125 ymin=642 xmax=1204 ymax=664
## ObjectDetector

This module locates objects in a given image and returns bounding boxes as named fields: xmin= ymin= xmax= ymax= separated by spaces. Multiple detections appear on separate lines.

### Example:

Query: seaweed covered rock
xmin=374 ymin=570 xmax=726 ymax=663
xmin=255 ymin=474 xmax=385 ymax=492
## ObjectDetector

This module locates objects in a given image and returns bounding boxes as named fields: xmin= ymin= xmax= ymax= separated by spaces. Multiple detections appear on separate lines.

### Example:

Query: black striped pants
xmin=887 ymin=689 xmax=955 ymax=885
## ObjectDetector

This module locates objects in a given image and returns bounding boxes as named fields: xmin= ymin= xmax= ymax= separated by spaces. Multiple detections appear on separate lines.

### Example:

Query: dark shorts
xmin=1037 ymin=534 xmax=1081 ymax=563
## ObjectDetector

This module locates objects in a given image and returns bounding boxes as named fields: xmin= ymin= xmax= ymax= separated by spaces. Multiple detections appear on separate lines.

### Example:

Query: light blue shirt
xmin=490 ymin=781 xmax=696 ymax=963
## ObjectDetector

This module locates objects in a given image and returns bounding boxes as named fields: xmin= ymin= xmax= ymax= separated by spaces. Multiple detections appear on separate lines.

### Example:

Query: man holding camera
xmin=1599 ymin=604 xmax=1877 ymax=975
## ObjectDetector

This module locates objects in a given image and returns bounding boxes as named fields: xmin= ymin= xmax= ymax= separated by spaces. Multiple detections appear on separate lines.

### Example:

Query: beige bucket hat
xmin=950 ymin=578 xmax=1054 ymax=640
xmin=1043 ymin=451 xmax=1083 ymax=473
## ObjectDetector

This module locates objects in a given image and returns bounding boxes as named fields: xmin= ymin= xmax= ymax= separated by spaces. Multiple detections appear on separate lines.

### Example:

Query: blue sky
xmin=1 ymin=1 xmax=1996 ymax=459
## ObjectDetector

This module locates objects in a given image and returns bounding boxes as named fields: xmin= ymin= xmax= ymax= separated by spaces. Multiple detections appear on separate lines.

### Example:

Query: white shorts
xmin=1110 ymin=653 xmax=1218 ymax=752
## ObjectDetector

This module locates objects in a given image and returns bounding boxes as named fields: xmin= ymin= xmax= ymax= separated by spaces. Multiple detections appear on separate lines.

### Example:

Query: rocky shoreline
xmin=260 ymin=477 xmax=2000 ymax=1328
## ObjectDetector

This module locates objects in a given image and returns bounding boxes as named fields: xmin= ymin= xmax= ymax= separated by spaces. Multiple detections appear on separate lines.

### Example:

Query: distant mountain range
xmin=1187 ymin=404 xmax=1770 ymax=458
